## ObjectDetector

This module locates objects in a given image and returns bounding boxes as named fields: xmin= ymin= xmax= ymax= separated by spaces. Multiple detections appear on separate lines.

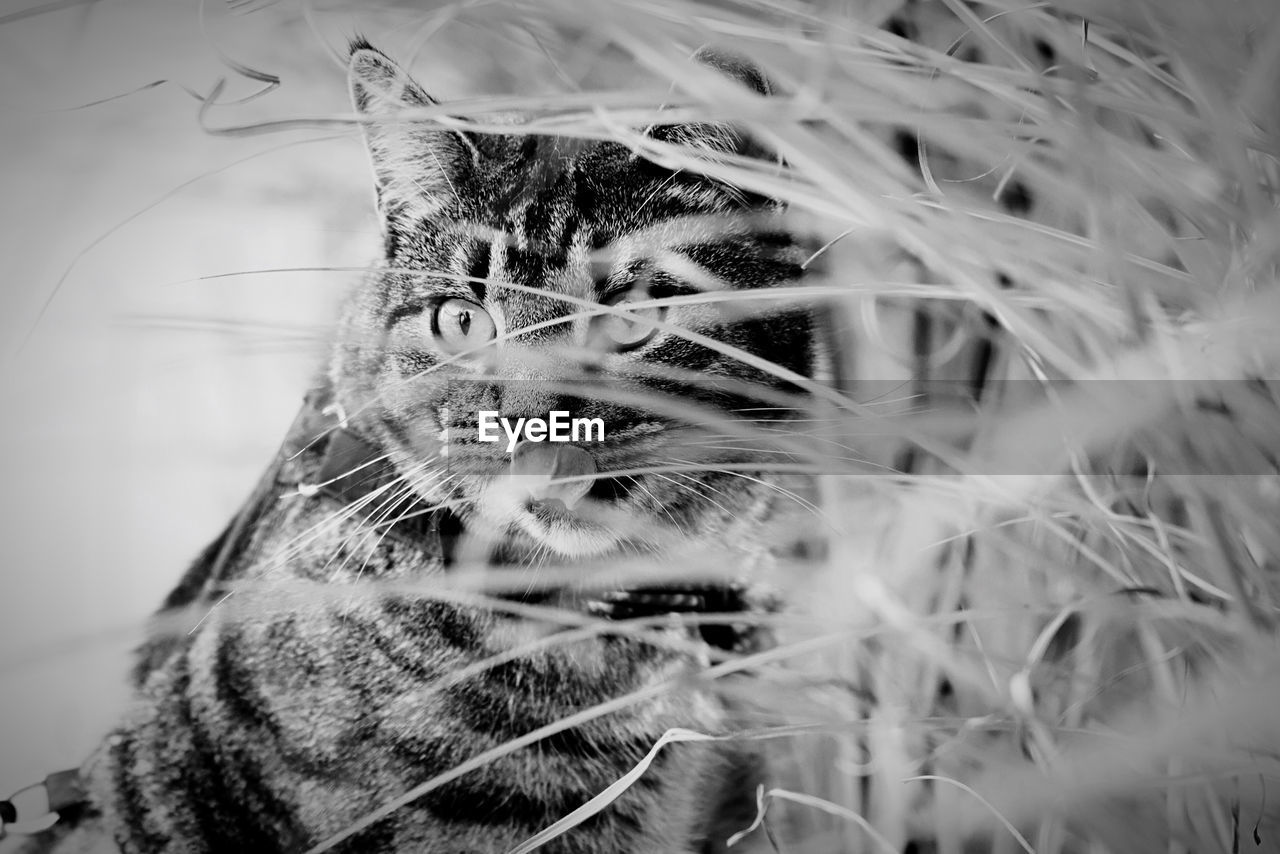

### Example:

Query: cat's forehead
xmin=479 ymin=134 xmax=627 ymax=184
xmin=462 ymin=134 xmax=726 ymax=239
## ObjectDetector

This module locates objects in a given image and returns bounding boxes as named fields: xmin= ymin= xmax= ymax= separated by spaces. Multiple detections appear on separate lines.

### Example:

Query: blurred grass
xmin=5 ymin=0 xmax=1280 ymax=851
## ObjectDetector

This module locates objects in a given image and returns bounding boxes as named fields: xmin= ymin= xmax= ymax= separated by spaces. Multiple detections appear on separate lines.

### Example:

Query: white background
xmin=0 ymin=0 xmax=454 ymax=794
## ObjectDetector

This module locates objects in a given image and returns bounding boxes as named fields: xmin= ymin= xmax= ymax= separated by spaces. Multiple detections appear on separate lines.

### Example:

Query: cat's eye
xmin=431 ymin=298 xmax=496 ymax=353
xmin=595 ymin=288 xmax=664 ymax=352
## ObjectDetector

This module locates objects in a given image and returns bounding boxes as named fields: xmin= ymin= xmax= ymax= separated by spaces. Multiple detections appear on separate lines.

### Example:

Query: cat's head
xmin=332 ymin=41 xmax=822 ymax=560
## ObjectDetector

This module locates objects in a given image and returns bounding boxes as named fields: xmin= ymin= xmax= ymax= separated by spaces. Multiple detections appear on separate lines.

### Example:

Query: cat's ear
xmin=348 ymin=40 xmax=477 ymax=220
xmin=689 ymin=46 xmax=772 ymax=98
xmin=648 ymin=47 xmax=775 ymax=159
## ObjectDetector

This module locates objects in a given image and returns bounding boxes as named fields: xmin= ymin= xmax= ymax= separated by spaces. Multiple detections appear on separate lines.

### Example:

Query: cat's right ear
xmin=647 ymin=47 xmax=778 ymax=164
xmin=348 ymin=40 xmax=478 ymax=221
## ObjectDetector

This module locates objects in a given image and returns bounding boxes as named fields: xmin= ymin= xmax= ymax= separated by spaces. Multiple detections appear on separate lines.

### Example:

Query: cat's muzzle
xmin=509 ymin=440 xmax=596 ymax=511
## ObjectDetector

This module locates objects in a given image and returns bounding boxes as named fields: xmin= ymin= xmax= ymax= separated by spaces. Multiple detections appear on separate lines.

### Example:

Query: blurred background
xmin=0 ymin=0 xmax=435 ymax=794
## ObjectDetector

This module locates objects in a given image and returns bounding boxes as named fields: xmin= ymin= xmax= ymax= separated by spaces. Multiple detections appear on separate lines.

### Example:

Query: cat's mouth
xmin=514 ymin=488 xmax=631 ymax=557
xmin=480 ymin=446 xmax=759 ymax=650
xmin=522 ymin=476 xmax=633 ymax=514
xmin=481 ymin=442 xmax=649 ymax=557
xmin=586 ymin=475 xmax=634 ymax=503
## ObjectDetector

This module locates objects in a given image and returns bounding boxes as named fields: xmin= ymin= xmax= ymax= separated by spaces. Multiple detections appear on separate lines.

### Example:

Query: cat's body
xmin=16 ymin=386 xmax=762 ymax=854
xmin=5 ymin=43 xmax=815 ymax=854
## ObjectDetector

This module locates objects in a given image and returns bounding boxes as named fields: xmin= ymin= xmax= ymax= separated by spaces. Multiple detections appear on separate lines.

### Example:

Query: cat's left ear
xmin=648 ymin=46 xmax=776 ymax=160
xmin=348 ymin=40 xmax=478 ymax=221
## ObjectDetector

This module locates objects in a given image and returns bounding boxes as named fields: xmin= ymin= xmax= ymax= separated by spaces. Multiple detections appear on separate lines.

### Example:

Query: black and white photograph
xmin=2 ymin=0 xmax=1279 ymax=851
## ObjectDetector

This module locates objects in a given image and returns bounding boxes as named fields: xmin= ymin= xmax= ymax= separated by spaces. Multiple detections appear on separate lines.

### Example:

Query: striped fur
xmin=76 ymin=405 xmax=754 ymax=853
xmin=11 ymin=43 xmax=814 ymax=854
xmin=0 ymin=5 xmax=1071 ymax=851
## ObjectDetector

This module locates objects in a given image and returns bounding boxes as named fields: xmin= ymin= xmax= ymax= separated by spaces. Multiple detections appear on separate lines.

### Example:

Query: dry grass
xmin=370 ymin=1 xmax=1280 ymax=851
xmin=9 ymin=0 xmax=1280 ymax=851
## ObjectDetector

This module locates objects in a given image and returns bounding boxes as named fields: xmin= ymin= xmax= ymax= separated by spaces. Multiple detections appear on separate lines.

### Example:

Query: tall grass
xmin=310 ymin=2 xmax=1280 ymax=850
xmin=355 ymin=1 xmax=1280 ymax=850
xmin=9 ymin=0 xmax=1280 ymax=851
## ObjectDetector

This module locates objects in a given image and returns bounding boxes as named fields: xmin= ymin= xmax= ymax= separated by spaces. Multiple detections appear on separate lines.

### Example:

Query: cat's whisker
xmin=621 ymin=474 xmax=688 ymax=539
xmin=677 ymin=427 xmax=886 ymax=464
xmin=658 ymin=471 xmax=739 ymax=522
xmin=672 ymin=440 xmax=876 ymax=468
xmin=519 ymin=540 xmax=555 ymax=593
xmin=644 ymin=470 xmax=734 ymax=523
xmin=683 ymin=464 xmax=827 ymax=520
xmin=260 ymin=462 xmax=426 ymax=577
xmin=189 ymin=468 xmax=421 ymax=629
xmin=327 ymin=470 xmax=438 ymax=586
xmin=336 ymin=471 xmax=463 ymax=617
xmin=326 ymin=461 xmax=458 ymax=577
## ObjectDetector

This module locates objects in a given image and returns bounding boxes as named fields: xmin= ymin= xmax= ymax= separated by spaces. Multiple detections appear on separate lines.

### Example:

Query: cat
xmin=3 ymin=41 xmax=821 ymax=854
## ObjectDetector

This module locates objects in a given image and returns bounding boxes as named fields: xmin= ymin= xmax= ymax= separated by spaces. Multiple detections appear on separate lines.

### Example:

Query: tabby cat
xmin=4 ymin=42 xmax=820 ymax=853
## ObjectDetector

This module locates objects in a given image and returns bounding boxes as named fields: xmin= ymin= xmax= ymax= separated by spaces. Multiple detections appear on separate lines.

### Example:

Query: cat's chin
xmin=515 ymin=498 xmax=625 ymax=558
xmin=473 ymin=478 xmax=629 ymax=558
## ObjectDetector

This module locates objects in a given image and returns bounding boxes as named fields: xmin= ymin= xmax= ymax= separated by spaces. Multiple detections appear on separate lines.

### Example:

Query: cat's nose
xmin=509 ymin=441 xmax=596 ymax=509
